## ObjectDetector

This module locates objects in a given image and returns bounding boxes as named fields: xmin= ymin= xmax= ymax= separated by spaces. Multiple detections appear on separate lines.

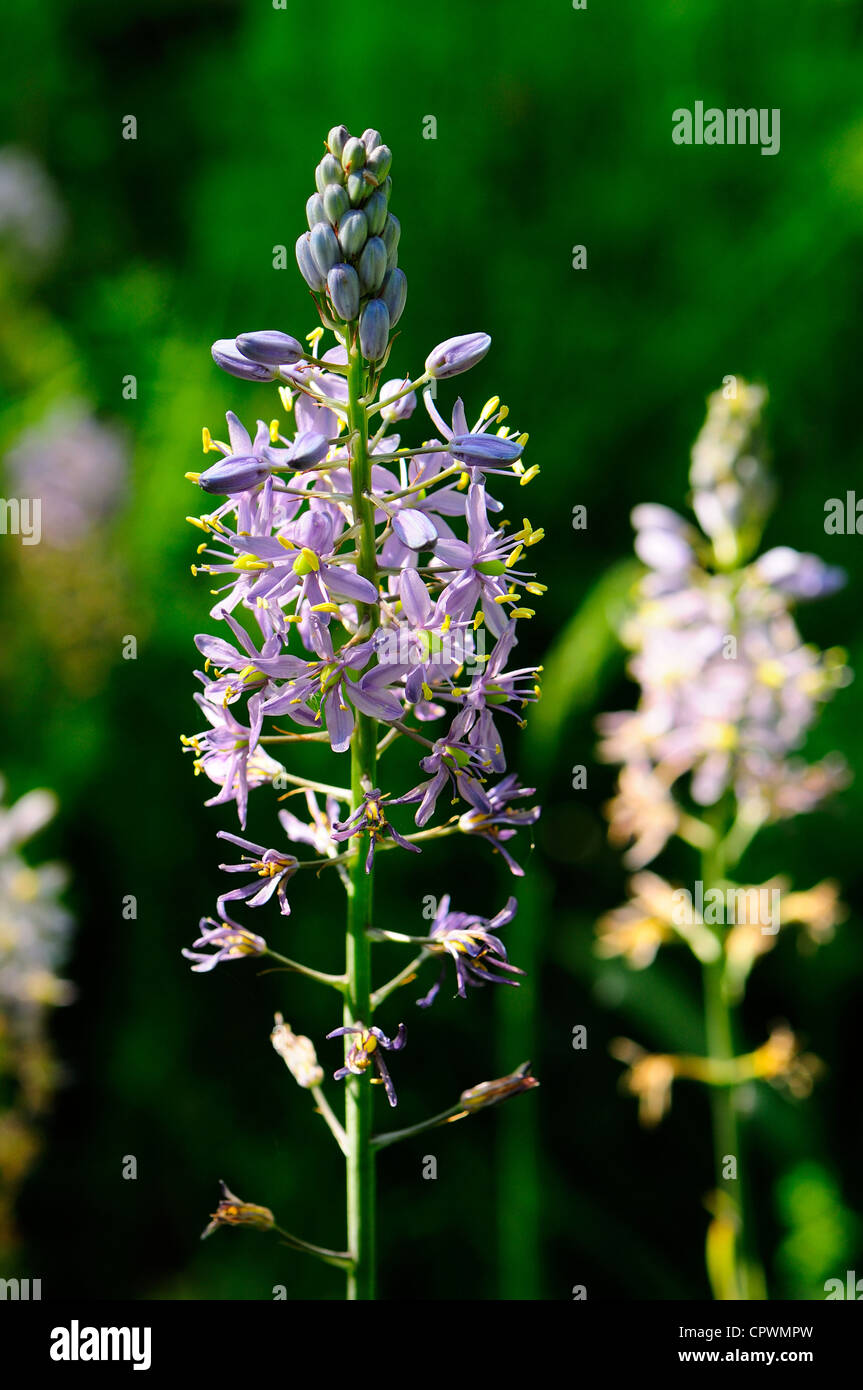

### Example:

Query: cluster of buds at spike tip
xmin=296 ymin=125 xmax=406 ymax=361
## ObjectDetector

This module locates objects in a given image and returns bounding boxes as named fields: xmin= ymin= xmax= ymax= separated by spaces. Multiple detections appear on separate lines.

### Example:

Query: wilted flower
xmin=201 ymin=1180 xmax=275 ymax=1239
xmin=270 ymin=1013 xmax=324 ymax=1088
xmin=460 ymin=1061 xmax=539 ymax=1112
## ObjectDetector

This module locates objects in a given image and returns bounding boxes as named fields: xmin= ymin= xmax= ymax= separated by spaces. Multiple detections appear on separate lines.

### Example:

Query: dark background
xmin=1 ymin=0 xmax=861 ymax=1299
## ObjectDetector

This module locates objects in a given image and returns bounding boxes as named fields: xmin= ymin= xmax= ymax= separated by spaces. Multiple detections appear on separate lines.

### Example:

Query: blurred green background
xmin=1 ymin=0 xmax=862 ymax=1300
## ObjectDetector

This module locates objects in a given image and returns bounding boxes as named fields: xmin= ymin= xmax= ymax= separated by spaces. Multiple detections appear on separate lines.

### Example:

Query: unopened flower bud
xmin=271 ymin=1013 xmax=325 ymax=1088
xmin=379 ymin=175 xmax=393 ymax=203
xmin=319 ymin=153 xmax=344 ymax=186
xmin=287 ymin=431 xmax=329 ymax=471
xmin=327 ymin=124 xmax=349 ymax=159
xmin=327 ymin=263 xmax=360 ymax=322
xmin=199 ymin=455 xmax=272 ymax=495
xmin=382 ymin=213 xmax=400 ymax=269
xmin=295 ymin=233 xmax=326 ymax=291
xmin=338 ymin=208 xmax=368 ymax=259
xmin=323 ymin=183 xmax=350 ymax=226
xmin=379 ymin=377 xmax=417 ymax=424
xmin=346 ymin=171 xmax=367 ymax=206
xmin=358 ymin=236 xmax=387 ymax=293
xmin=365 ymin=190 xmax=388 ymax=236
xmin=359 ymin=299 xmax=390 ymax=361
xmin=310 ymin=222 xmax=340 ymax=276
xmin=380 ymin=267 xmax=407 ymax=327
xmin=211 ymin=338 xmax=275 ymax=382
xmin=366 ymin=144 xmax=392 ymax=181
xmin=361 ymin=128 xmax=383 ymax=155
xmin=341 ymin=137 xmax=366 ymax=174
xmin=425 ymin=332 xmax=491 ymax=379
xmin=235 ymin=331 xmax=304 ymax=366
xmin=306 ymin=193 xmax=325 ymax=230
xmin=448 ymin=433 xmax=523 ymax=466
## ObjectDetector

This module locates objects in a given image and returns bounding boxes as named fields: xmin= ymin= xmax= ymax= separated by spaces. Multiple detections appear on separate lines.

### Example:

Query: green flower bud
xmin=359 ymin=298 xmax=390 ymax=361
xmin=346 ymin=171 xmax=367 ymax=206
xmin=361 ymin=128 xmax=383 ymax=155
xmin=358 ymin=236 xmax=387 ymax=293
xmin=380 ymin=267 xmax=407 ymax=327
xmin=365 ymin=190 xmax=388 ymax=236
xmin=338 ymin=208 xmax=368 ymax=259
xmin=327 ymin=263 xmax=360 ymax=322
xmin=323 ymin=183 xmax=350 ymax=226
xmin=379 ymin=175 xmax=393 ymax=203
xmin=341 ymin=137 xmax=366 ymax=174
xmin=327 ymin=125 xmax=349 ymax=159
xmin=310 ymin=222 xmax=340 ymax=276
xmin=306 ymin=193 xmax=325 ymax=230
xmin=366 ymin=144 xmax=392 ymax=181
xmin=320 ymin=153 xmax=344 ymax=186
xmin=382 ymin=212 xmax=401 ymax=270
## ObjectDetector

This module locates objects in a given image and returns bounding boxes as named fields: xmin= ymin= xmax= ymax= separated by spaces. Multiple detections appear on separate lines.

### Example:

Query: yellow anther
xmin=480 ymin=396 xmax=500 ymax=422
xmin=233 ymin=556 xmax=270 ymax=571
xmin=496 ymin=404 xmax=509 ymax=422
xmin=202 ymin=426 xmax=214 ymax=454
xmin=277 ymin=535 xmax=297 ymax=550
xmin=494 ymin=593 xmax=514 ymax=605
xmin=519 ymin=465 xmax=540 ymax=485
xmin=311 ymin=602 xmax=340 ymax=613
xmin=517 ymin=432 xmax=529 ymax=447
xmin=525 ymin=582 xmax=547 ymax=595
xmin=197 ymin=542 xmax=207 ymax=555
xmin=186 ymin=515 xmax=209 ymax=531
xmin=506 ymin=543 xmax=524 ymax=568
xmin=474 ymin=611 xmax=484 ymax=630
xmin=441 ymin=613 xmax=451 ymax=632
xmin=278 ymin=385 xmax=293 ymax=413
xmin=300 ymin=546 xmax=320 ymax=571
xmin=456 ymin=472 xmax=469 ymax=490
xmin=306 ymin=326 xmax=324 ymax=349
xmin=184 ymin=471 xmax=202 ymax=483
xmin=269 ymin=419 xmax=280 ymax=443
xmin=496 ymin=426 xmax=511 ymax=438
xmin=421 ymin=681 xmax=434 ymax=701
xmin=190 ymin=565 xmax=198 ymax=576
xmin=510 ymin=607 xmax=535 ymax=620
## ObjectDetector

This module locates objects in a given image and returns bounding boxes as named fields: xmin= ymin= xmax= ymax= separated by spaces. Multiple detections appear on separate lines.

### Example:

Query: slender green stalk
xmin=344 ymin=335 xmax=378 ymax=1300
xmin=700 ymin=837 xmax=762 ymax=1299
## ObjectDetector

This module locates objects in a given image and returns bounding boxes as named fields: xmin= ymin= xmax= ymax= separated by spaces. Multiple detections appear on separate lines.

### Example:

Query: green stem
xmin=371 ymin=1104 xmax=466 ymax=1151
xmin=344 ymin=333 xmax=378 ymax=1301
xmin=701 ymin=837 xmax=761 ymax=1299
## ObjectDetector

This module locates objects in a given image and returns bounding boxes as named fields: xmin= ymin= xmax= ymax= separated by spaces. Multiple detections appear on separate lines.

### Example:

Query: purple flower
xmin=423 ymin=390 xmax=523 ymax=479
xmin=182 ymin=696 xmax=283 ymax=828
xmin=331 ymin=788 xmax=420 ymax=872
xmin=416 ymin=894 xmax=523 ymax=1007
xmin=216 ymin=831 xmax=299 ymax=917
xmin=261 ymin=630 xmax=405 ymax=753
xmin=182 ymin=913 xmax=267 ymax=972
xmin=455 ymin=621 xmax=541 ymax=772
xmin=434 ymin=483 xmax=536 ymax=638
xmin=326 ymin=1021 xmax=407 ymax=1107
xmin=458 ymin=773 xmax=540 ymax=876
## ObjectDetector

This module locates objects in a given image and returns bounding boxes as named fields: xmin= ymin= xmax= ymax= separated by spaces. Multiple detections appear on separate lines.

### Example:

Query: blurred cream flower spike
xmin=0 ymin=774 xmax=76 ymax=1252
